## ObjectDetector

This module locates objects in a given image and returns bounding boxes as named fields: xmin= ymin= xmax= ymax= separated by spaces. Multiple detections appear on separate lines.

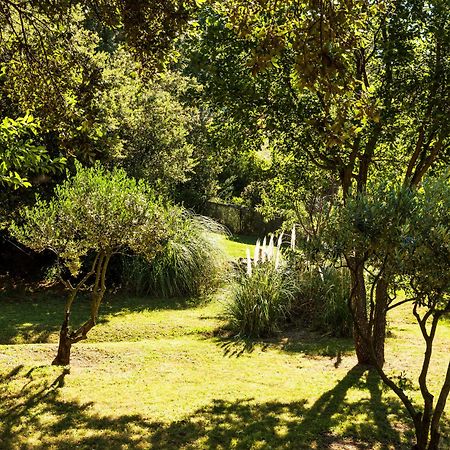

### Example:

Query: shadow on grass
xmin=227 ymin=234 xmax=258 ymax=245
xmin=215 ymin=329 xmax=354 ymax=361
xmin=0 ymin=289 xmax=199 ymax=345
xmin=0 ymin=365 xmax=421 ymax=450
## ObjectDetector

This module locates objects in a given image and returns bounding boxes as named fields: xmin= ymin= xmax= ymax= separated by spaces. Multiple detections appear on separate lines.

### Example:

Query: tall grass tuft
xmin=293 ymin=265 xmax=352 ymax=337
xmin=123 ymin=212 xmax=228 ymax=298
xmin=226 ymin=262 xmax=297 ymax=338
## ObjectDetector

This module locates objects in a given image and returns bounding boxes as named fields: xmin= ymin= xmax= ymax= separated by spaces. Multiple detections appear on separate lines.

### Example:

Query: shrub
xmin=226 ymin=262 xmax=297 ymax=338
xmin=123 ymin=212 xmax=228 ymax=298
xmin=293 ymin=265 xmax=352 ymax=338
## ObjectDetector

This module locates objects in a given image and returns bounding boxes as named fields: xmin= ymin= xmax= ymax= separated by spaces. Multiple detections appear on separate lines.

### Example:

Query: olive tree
xmin=11 ymin=162 xmax=172 ymax=365
xmin=395 ymin=176 xmax=450 ymax=450
xmin=331 ymin=176 xmax=450 ymax=450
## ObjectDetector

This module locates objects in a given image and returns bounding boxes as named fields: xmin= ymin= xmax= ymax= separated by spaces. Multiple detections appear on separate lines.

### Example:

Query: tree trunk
xmin=428 ymin=361 xmax=450 ymax=449
xmin=411 ymin=422 xmax=434 ymax=450
xmin=350 ymin=261 xmax=372 ymax=365
xmin=373 ymin=278 xmax=388 ymax=367
xmin=52 ymin=313 xmax=72 ymax=366
xmin=427 ymin=429 xmax=441 ymax=450
xmin=415 ymin=424 xmax=430 ymax=450
xmin=51 ymin=251 xmax=112 ymax=366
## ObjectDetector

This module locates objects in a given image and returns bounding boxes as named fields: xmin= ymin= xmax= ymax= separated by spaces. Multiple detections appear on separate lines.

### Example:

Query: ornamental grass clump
xmin=123 ymin=213 xmax=228 ymax=298
xmin=227 ymin=231 xmax=297 ymax=338
xmin=226 ymin=261 xmax=297 ymax=338
xmin=293 ymin=266 xmax=352 ymax=337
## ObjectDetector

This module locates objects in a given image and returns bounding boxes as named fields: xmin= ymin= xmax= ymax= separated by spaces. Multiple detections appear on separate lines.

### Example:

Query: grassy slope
xmin=214 ymin=234 xmax=257 ymax=260
xmin=0 ymin=237 xmax=449 ymax=450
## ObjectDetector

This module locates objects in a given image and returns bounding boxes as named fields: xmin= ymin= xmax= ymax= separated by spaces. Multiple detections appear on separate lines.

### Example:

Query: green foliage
xmin=219 ymin=0 xmax=449 ymax=182
xmin=0 ymin=5 xmax=202 ymax=187
xmin=226 ymin=262 xmax=297 ymax=338
xmin=98 ymin=51 xmax=197 ymax=193
xmin=123 ymin=213 xmax=227 ymax=298
xmin=1 ymin=7 xmax=112 ymax=163
xmin=10 ymin=162 xmax=170 ymax=276
xmin=220 ymin=0 xmax=384 ymax=91
xmin=0 ymin=115 xmax=65 ymax=188
xmin=184 ymin=1 xmax=449 ymax=214
xmin=0 ymin=1 xmax=199 ymax=75
xmin=179 ymin=9 xmax=282 ymax=205
xmin=329 ymin=174 xmax=450 ymax=322
xmin=330 ymin=182 xmax=415 ymax=260
xmin=398 ymin=175 xmax=450 ymax=307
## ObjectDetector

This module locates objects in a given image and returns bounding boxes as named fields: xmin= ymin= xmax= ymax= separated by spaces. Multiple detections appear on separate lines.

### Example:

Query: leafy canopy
xmin=0 ymin=115 xmax=65 ymax=188
xmin=11 ymin=162 xmax=172 ymax=275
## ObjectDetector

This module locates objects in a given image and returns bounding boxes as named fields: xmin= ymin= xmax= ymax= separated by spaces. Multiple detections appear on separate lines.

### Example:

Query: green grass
xmin=215 ymin=234 xmax=257 ymax=260
xmin=0 ymin=291 xmax=222 ymax=344
xmin=0 ymin=285 xmax=449 ymax=449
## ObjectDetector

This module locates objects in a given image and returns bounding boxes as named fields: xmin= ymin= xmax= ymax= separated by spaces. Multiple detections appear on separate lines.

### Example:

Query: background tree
xmin=0 ymin=4 xmax=204 ymax=207
xmin=0 ymin=2 xmax=205 ymax=169
xmin=97 ymin=50 xmax=197 ymax=195
xmin=200 ymin=0 xmax=450 ymax=366
xmin=178 ymin=8 xmax=314 ymax=207
xmin=11 ymin=163 xmax=172 ymax=365
xmin=0 ymin=114 xmax=65 ymax=189
xmin=0 ymin=1 xmax=199 ymax=69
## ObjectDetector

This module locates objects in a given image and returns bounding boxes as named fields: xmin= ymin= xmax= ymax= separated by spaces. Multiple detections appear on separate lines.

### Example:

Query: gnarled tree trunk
xmin=373 ymin=277 xmax=388 ymax=367
xmin=348 ymin=259 xmax=389 ymax=368
xmin=52 ymin=251 xmax=111 ymax=366
xmin=52 ymin=312 xmax=72 ymax=366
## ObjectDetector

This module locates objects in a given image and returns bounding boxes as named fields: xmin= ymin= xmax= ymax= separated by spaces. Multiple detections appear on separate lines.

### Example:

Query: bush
xmin=293 ymin=265 xmax=352 ymax=337
xmin=226 ymin=262 xmax=297 ymax=338
xmin=123 ymin=212 xmax=228 ymax=298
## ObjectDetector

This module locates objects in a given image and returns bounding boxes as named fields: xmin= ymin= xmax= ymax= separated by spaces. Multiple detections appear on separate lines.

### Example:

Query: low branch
xmin=69 ymin=319 xmax=95 ymax=344
xmin=387 ymin=297 xmax=415 ymax=311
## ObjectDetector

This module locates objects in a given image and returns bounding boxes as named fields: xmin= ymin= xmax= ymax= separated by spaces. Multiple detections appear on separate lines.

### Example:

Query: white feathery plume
xmin=268 ymin=234 xmax=274 ymax=260
xmin=290 ymin=225 xmax=296 ymax=250
xmin=277 ymin=232 xmax=284 ymax=249
xmin=246 ymin=248 xmax=252 ymax=276
xmin=275 ymin=242 xmax=281 ymax=270
xmin=262 ymin=236 xmax=267 ymax=262
xmin=254 ymin=239 xmax=260 ymax=266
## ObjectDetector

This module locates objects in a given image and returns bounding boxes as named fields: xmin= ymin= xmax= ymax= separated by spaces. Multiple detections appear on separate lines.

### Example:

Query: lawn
xmin=0 ymin=237 xmax=449 ymax=450
xmin=215 ymin=234 xmax=257 ymax=260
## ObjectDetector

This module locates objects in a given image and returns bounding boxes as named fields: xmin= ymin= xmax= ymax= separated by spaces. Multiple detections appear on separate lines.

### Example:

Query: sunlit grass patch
xmin=0 ymin=289 xmax=448 ymax=449
xmin=214 ymin=234 xmax=256 ymax=260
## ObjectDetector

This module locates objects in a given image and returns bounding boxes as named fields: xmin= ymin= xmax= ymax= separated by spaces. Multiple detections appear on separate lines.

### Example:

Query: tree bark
xmin=373 ymin=277 xmax=388 ymax=367
xmin=52 ymin=312 xmax=72 ymax=365
xmin=349 ymin=260 xmax=372 ymax=365
xmin=428 ymin=362 xmax=450 ymax=449
xmin=415 ymin=312 xmax=439 ymax=449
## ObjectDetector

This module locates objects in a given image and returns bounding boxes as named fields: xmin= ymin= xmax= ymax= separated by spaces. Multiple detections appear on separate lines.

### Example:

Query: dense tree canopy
xmin=0 ymin=0 xmax=199 ymax=67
